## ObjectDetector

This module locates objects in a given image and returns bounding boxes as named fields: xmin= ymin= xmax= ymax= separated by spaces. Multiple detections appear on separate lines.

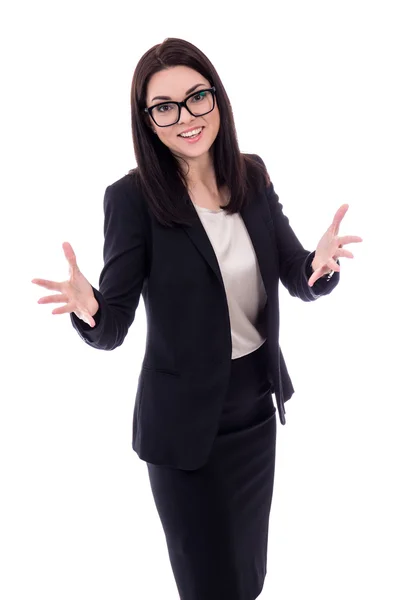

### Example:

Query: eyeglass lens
xmin=151 ymin=90 xmax=214 ymax=126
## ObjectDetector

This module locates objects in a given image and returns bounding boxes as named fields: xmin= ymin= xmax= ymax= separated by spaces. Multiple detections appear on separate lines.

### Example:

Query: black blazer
xmin=71 ymin=154 xmax=340 ymax=470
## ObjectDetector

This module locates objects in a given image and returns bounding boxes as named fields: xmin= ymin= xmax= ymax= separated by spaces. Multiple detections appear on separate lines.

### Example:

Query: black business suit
xmin=71 ymin=153 xmax=340 ymax=471
xmin=70 ymin=154 xmax=340 ymax=599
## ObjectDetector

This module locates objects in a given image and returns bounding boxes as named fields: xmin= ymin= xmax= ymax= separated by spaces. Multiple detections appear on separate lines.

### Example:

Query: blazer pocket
xmin=142 ymin=365 xmax=181 ymax=377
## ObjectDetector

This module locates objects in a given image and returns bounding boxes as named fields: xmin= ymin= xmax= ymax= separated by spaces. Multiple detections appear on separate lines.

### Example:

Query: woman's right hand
xmin=32 ymin=242 xmax=99 ymax=327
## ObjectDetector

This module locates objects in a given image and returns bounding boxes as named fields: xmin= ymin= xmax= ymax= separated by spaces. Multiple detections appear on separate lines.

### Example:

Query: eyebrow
xmin=151 ymin=83 xmax=206 ymax=103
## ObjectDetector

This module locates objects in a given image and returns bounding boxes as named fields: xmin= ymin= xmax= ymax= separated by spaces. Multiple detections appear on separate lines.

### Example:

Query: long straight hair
xmin=129 ymin=37 xmax=270 ymax=228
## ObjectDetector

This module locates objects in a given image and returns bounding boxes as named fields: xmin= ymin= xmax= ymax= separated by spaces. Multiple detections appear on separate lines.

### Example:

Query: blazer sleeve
xmin=70 ymin=179 xmax=147 ymax=350
xmin=253 ymin=154 xmax=340 ymax=302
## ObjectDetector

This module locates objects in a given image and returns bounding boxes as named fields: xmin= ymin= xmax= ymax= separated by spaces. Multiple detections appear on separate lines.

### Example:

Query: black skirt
xmin=146 ymin=340 xmax=277 ymax=600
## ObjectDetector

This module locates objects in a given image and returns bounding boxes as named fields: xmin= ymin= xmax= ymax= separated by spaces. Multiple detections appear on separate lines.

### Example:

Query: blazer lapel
xmin=240 ymin=198 xmax=278 ymax=301
xmin=181 ymin=189 xmax=278 ymax=300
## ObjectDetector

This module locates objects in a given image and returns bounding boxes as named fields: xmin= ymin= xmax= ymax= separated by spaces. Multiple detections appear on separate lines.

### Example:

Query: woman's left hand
xmin=308 ymin=204 xmax=363 ymax=287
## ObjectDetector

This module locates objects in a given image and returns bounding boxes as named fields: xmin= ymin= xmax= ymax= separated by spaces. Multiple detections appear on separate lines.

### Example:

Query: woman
xmin=32 ymin=38 xmax=362 ymax=600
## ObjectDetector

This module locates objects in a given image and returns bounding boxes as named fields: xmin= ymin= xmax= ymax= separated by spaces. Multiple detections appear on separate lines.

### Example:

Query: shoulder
xmin=106 ymin=168 xmax=140 ymax=197
xmin=104 ymin=168 xmax=148 ymax=217
xmin=243 ymin=153 xmax=272 ymax=189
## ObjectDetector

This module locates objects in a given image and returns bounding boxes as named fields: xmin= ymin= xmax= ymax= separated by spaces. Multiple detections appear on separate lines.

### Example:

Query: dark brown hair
xmin=129 ymin=37 xmax=270 ymax=228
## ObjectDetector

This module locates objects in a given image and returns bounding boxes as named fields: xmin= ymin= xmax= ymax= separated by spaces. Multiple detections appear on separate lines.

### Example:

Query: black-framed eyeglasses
xmin=144 ymin=86 xmax=216 ymax=128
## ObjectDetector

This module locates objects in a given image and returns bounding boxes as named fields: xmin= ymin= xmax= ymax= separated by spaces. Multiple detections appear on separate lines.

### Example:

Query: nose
xmin=178 ymin=104 xmax=195 ymax=124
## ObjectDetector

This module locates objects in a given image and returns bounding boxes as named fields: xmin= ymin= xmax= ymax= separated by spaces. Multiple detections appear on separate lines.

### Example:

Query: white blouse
xmin=192 ymin=202 xmax=268 ymax=360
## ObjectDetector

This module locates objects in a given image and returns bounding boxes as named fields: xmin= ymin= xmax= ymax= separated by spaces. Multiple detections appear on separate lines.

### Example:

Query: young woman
xmin=32 ymin=37 xmax=362 ymax=600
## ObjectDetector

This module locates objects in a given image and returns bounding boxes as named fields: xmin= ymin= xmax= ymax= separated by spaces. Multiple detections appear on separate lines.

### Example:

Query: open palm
xmin=308 ymin=204 xmax=363 ymax=287
xmin=32 ymin=242 xmax=98 ymax=327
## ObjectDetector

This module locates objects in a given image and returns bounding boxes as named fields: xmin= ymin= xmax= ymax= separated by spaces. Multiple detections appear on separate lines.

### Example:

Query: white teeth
xmin=180 ymin=127 xmax=202 ymax=138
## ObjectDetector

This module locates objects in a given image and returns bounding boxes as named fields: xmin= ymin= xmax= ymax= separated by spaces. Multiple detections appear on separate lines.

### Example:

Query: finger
xmin=327 ymin=258 xmax=341 ymax=271
xmin=51 ymin=303 xmax=75 ymax=315
xmin=52 ymin=306 xmax=96 ymax=328
xmin=335 ymin=249 xmax=354 ymax=259
xmin=31 ymin=278 xmax=64 ymax=292
xmin=337 ymin=235 xmax=363 ymax=245
xmin=38 ymin=293 xmax=69 ymax=304
xmin=332 ymin=204 xmax=349 ymax=235
xmin=62 ymin=242 xmax=79 ymax=272
xmin=86 ymin=315 xmax=96 ymax=328
xmin=308 ymin=267 xmax=323 ymax=287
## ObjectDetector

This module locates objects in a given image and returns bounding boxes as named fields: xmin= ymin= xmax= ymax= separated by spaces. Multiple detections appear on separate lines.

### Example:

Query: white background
xmin=2 ymin=0 xmax=399 ymax=598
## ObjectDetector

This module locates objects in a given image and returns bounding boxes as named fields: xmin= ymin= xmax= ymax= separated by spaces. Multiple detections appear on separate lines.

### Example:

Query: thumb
xmin=62 ymin=241 xmax=79 ymax=272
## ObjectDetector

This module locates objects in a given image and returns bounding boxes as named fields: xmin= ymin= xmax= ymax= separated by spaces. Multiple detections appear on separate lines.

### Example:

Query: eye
xmin=192 ymin=91 xmax=207 ymax=102
xmin=155 ymin=103 xmax=174 ymax=113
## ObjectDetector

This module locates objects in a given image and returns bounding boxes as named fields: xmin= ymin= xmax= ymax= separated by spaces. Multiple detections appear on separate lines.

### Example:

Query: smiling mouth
xmin=178 ymin=127 xmax=204 ymax=138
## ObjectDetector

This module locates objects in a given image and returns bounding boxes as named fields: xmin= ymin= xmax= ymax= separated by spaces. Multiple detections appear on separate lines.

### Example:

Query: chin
xmin=173 ymin=143 xmax=210 ymax=157
xmin=184 ymin=149 xmax=211 ymax=161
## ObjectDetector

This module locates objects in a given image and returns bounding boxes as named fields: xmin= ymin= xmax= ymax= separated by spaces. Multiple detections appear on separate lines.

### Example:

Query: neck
xmin=176 ymin=151 xmax=216 ymax=189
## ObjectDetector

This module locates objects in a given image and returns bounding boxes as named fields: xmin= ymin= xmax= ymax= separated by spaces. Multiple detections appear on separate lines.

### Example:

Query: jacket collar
xmin=180 ymin=189 xmax=277 ymax=301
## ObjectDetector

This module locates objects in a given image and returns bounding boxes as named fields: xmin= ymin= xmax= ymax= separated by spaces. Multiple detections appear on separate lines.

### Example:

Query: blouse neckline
xmin=192 ymin=202 xmax=224 ymax=214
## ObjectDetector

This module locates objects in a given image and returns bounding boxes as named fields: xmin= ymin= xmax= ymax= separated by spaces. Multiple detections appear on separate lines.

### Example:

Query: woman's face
xmin=145 ymin=65 xmax=220 ymax=162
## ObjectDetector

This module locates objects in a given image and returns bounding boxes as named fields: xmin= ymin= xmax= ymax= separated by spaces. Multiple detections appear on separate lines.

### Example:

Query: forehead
xmin=146 ymin=66 xmax=209 ymax=101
